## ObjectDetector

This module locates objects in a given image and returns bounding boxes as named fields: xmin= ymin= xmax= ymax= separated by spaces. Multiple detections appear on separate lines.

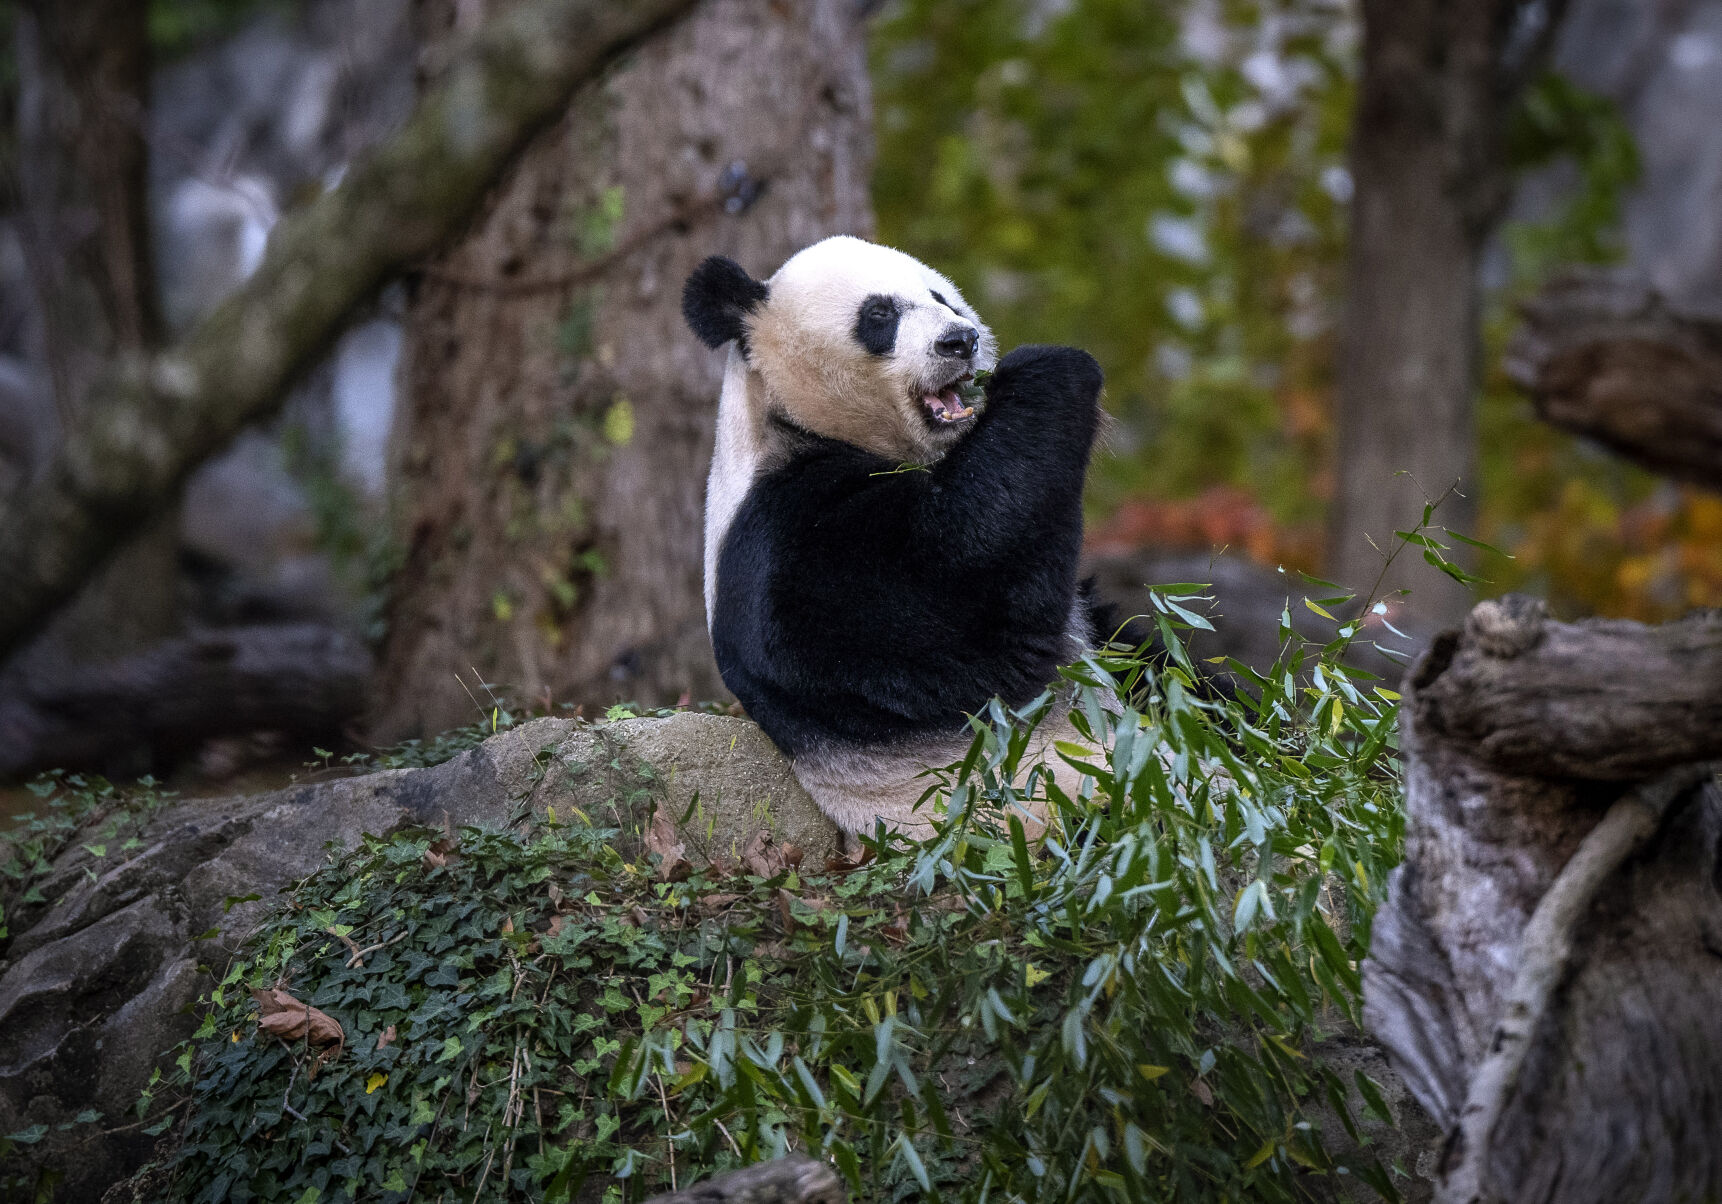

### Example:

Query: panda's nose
xmin=935 ymin=325 xmax=978 ymax=360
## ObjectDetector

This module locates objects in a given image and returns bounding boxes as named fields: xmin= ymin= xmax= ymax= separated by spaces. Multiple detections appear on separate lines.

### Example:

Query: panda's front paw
xmin=988 ymin=345 xmax=1104 ymax=407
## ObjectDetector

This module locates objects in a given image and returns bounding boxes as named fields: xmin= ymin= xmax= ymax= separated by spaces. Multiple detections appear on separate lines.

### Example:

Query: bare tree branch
xmin=1435 ymin=762 xmax=1715 ymax=1204
xmin=0 ymin=0 xmax=701 ymax=662
xmin=1506 ymin=270 xmax=1722 ymax=490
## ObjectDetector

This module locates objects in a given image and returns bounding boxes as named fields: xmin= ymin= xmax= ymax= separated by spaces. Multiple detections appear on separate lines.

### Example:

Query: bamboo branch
xmin=0 ymin=0 xmax=701 ymax=661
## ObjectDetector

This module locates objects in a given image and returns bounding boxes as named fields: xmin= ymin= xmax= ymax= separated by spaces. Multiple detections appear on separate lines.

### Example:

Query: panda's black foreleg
xmin=922 ymin=344 xmax=1103 ymax=570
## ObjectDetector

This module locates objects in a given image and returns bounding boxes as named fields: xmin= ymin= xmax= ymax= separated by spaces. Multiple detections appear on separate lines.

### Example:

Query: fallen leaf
xmin=775 ymin=887 xmax=798 ymax=934
xmin=824 ymin=846 xmax=875 ymax=875
xmin=376 ymin=1025 xmax=397 ymax=1051
xmin=253 ymin=987 xmax=344 ymax=1075
xmin=694 ymin=892 xmax=742 ymax=916
xmin=1191 ymin=1078 xmax=1214 ymax=1107
xmin=365 ymin=1073 xmax=388 ymax=1095
xmin=645 ymin=805 xmax=692 ymax=882
xmin=741 ymin=830 xmax=792 ymax=879
xmin=423 ymin=812 xmax=461 ymax=871
xmin=544 ymin=915 xmax=566 ymax=938
xmin=500 ymin=917 xmax=514 ymax=936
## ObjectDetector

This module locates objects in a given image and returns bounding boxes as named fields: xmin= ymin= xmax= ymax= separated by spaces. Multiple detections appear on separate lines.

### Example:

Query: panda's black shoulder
xmin=743 ymin=428 xmax=909 ymax=523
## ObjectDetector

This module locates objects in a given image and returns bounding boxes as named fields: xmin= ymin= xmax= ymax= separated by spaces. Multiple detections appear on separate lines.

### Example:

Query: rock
xmin=0 ymin=712 xmax=835 ymax=1200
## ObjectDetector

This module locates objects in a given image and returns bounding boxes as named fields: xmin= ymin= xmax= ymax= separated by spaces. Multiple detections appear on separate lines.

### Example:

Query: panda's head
xmin=683 ymin=236 xmax=997 ymax=462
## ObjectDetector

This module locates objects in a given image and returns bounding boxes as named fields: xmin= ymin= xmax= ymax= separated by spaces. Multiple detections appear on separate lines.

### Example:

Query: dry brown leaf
xmin=645 ymin=805 xmax=692 ymax=882
xmin=695 ymin=891 xmax=742 ymax=916
xmin=824 ymin=846 xmax=875 ymax=875
xmin=1191 ymin=1078 xmax=1214 ymax=1107
xmin=741 ymin=830 xmax=793 ymax=879
xmin=775 ymin=887 xmax=798 ymax=935
xmin=544 ymin=915 xmax=566 ymax=938
xmin=252 ymin=987 xmax=345 ymax=1060
xmin=500 ymin=916 xmax=514 ymax=935
xmin=423 ymin=812 xmax=461 ymax=871
xmin=880 ymin=908 xmax=911 ymax=947
xmin=375 ymin=1025 xmax=397 ymax=1051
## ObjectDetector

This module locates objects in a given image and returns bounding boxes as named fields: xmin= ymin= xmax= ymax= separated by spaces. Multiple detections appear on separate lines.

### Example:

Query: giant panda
xmin=683 ymin=235 xmax=1108 ymax=836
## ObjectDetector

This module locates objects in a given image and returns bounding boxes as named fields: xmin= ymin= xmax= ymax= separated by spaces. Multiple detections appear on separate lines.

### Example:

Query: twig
xmin=655 ymin=1071 xmax=678 ymax=1191
xmin=712 ymin=1117 xmax=743 ymax=1161
xmin=1437 ymin=762 xmax=1718 ymax=1204
xmin=330 ymin=923 xmax=413 ymax=968
xmin=420 ymin=188 xmax=729 ymax=296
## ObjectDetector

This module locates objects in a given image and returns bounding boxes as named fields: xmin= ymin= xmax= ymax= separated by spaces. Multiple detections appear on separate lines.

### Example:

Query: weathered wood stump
xmin=1364 ymin=595 xmax=1722 ymax=1204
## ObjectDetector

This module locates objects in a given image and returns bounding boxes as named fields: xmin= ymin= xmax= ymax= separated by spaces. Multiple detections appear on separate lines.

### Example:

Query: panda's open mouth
xmin=921 ymin=373 xmax=976 ymax=425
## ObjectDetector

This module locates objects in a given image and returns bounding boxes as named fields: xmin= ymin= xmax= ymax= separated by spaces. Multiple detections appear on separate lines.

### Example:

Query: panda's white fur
xmin=685 ymin=236 xmax=1107 ymax=836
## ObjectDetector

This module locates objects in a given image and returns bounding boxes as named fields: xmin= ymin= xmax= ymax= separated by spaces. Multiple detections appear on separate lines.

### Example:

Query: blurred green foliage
xmin=873 ymin=1 xmax=1722 ymax=619
xmin=150 ymin=0 xmax=290 ymax=59
xmin=872 ymin=0 xmax=1353 ymax=551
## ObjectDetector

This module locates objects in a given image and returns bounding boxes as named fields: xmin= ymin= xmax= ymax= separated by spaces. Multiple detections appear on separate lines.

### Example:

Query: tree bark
xmin=370 ymin=0 xmax=874 ymax=738
xmin=1363 ymin=594 xmax=1722 ymax=1204
xmin=7 ymin=0 xmax=181 ymax=680
xmin=1328 ymin=0 xmax=1567 ymax=632
xmin=0 ymin=0 xmax=702 ymax=666
xmin=1506 ymin=270 xmax=1722 ymax=489
xmin=14 ymin=0 xmax=160 ymax=414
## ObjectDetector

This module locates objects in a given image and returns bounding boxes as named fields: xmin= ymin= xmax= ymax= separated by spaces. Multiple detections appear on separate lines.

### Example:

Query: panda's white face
xmin=678 ymin=235 xmax=991 ymax=465
xmin=745 ymin=237 xmax=997 ymax=463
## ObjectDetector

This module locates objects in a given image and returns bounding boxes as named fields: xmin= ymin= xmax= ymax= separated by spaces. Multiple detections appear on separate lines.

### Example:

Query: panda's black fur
xmin=711 ymin=343 xmax=1103 ymax=758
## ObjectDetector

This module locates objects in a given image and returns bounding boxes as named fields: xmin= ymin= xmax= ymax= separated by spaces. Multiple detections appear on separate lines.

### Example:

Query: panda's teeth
xmin=923 ymin=385 xmax=974 ymax=423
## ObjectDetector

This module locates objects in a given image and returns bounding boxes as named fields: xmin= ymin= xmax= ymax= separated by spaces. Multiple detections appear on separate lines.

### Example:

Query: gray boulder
xmin=0 ymin=713 xmax=835 ymax=1200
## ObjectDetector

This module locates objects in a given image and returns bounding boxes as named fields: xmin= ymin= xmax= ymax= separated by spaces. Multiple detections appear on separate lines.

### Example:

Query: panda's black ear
xmin=683 ymin=256 xmax=768 ymax=350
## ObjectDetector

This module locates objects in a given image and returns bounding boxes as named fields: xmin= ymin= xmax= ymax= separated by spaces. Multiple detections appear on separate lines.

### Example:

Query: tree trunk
xmin=1363 ymin=594 xmax=1722 ymax=1204
xmin=7 ymin=0 xmax=180 ymax=679
xmin=371 ymin=0 xmax=874 ymax=739
xmin=0 ymin=0 xmax=700 ymax=664
xmin=15 ymin=0 xmax=160 ymax=410
xmin=1328 ymin=0 xmax=1565 ymax=633
xmin=1506 ymin=269 xmax=1722 ymax=489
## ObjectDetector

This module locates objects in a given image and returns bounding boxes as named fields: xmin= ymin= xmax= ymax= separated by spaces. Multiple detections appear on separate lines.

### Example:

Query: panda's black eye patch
xmin=854 ymin=294 xmax=901 ymax=356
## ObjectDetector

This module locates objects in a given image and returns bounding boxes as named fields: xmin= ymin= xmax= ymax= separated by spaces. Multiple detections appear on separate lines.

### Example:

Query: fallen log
xmin=1364 ymin=595 xmax=1722 ymax=1204
xmin=642 ymin=1155 xmax=845 ymax=1204
xmin=0 ymin=623 xmax=371 ymax=780
xmin=1506 ymin=270 xmax=1722 ymax=489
